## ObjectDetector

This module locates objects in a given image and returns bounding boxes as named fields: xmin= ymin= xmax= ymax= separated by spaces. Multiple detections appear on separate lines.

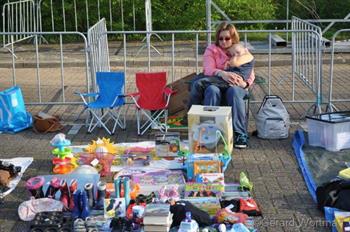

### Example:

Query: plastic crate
xmin=306 ymin=111 xmax=350 ymax=151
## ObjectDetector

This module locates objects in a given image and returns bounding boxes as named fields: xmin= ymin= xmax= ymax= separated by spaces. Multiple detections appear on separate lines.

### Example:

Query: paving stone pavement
xmin=1 ymin=43 xmax=350 ymax=231
xmin=0 ymin=114 xmax=332 ymax=232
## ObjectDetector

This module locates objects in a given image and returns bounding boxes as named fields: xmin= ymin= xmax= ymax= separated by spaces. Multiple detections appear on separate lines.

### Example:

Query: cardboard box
xmin=167 ymin=73 xmax=197 ymax=116
xmin=188 ymin=105 xmax=233 ymax=154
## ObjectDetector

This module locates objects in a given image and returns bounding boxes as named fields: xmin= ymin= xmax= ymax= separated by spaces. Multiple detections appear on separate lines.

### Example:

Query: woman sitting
xmin=189 ymin=22 xmax=255 ymax=149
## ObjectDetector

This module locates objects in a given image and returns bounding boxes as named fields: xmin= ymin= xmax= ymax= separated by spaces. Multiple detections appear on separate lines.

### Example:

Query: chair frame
xmin=75 ymin=73 xmax=126 ymax=135
xmin=128 ymin=75 xmax=174 ymax=136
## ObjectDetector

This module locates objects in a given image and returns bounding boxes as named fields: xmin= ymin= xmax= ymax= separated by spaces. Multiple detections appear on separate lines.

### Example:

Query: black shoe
xmin=234 ymin=133 xmax=248 ymax=149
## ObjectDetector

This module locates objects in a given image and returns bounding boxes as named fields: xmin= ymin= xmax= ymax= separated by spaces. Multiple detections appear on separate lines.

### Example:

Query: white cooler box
xmin=306 ymin=111 xmax=350 ymax=151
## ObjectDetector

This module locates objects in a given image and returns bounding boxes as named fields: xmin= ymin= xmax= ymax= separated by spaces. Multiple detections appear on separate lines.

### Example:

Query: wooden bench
xmin=270 ymin=34 xmax=287 ymax=47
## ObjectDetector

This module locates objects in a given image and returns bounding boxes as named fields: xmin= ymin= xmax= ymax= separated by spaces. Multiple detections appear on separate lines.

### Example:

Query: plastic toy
xmin=158 ymin=185 xmax=180 ymax=202
xmin=84 ymin=137 xmax=117 ymax=154
xmin=50 ymin=133 xmax=77 ymax=174
xmin=130 ymin=183 xmax=140 ymax=200
xmin=51 ymin=133 xmax=72 ymax=158
xmin=193 ymin=122 xmax=221 ymax=150
xmin=114 ymin=176 xmax=131 ymax=208
xmin=72 ymin=165 xmax=98 ymax=175
xmin=178 ymin=212 xmax=199 ymax=232
xmin=239 ymin=172 xmax=253 ymax=192
xmin=52 ymin=156 xmax=77 ymax=174
xmin=124 ymin=177 xmax=131 ymax=208
xmin=78 ymin=152 xmax=114 ymax=176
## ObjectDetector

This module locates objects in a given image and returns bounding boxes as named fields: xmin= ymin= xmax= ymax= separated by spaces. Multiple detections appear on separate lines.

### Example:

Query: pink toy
xmin=158 ymin=185 xmax=180 ymax=202
xmin=78 ymin=153 xmax=114 ymax=176
xmin=215 ymin=208 xmax=248 ymax=224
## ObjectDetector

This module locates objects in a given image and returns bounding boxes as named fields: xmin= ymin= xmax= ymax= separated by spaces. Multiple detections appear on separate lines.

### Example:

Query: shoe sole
xmin=234 ymin=144 xmax=247 ymax=149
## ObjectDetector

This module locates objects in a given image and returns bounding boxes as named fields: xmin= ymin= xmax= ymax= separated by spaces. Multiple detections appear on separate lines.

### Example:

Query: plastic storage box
xmin=306 ymin=111 xmax=350 ymax=151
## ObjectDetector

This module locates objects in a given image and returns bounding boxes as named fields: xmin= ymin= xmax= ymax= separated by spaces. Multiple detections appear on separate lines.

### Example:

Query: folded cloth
xmin=18 ymin=197 xmax=64 ymax=221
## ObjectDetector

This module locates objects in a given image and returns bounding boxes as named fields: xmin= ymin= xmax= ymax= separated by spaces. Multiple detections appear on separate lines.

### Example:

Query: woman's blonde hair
xmin=215 ymin=22 xmax=240 ymax=46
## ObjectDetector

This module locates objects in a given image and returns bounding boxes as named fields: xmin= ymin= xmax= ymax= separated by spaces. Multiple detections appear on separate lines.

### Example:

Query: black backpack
xmin=170 ymin=201 xmax=211 ymax=227
xmin=316 ymin=178 xmax=350 ymax=211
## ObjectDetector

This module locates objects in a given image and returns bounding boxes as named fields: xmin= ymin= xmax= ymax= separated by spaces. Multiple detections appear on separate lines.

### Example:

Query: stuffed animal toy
xmin=0 ymin=170 xmax=11 ymax=187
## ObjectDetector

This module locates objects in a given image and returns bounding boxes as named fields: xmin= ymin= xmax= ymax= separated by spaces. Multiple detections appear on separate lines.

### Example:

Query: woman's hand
xmin=234 ymin=75 xmax=248 ymax=89
xmin=219 ymin=71 xmax=245 ymax=87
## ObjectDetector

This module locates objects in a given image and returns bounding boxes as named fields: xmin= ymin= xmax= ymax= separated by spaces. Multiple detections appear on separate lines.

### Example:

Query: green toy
xmin=240 ymin=172 xmax=253 ymax=192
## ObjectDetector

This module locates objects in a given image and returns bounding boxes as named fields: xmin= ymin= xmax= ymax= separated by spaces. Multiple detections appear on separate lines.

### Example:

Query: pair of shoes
xmin=234 ymin=133 xmax=248 ymax=149
xmin=60 ymin=179 xmax=78 ymax=210
xmin=72 ymin=190 xmax=90 ymax=220
xmin=83 ymin=181 xmax=106 ymax=210
xmin=26 ymin=176 xmax=45 ymax=199
xmin=45 ymin=177 xmax=61 ymax=199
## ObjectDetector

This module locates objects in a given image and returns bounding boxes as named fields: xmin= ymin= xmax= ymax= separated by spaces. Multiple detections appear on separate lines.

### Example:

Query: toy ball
xmin=72 ymin=165 xmax=98 ymax=175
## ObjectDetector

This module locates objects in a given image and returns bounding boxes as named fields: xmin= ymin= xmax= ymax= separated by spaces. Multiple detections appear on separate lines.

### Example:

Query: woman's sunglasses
xmin=219 ymin=37 xmax=231 ymax=41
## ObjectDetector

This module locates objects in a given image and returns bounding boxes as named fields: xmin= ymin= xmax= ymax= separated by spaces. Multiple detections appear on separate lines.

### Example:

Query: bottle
xmin=185 ymin=211 xmax=192 ymax=222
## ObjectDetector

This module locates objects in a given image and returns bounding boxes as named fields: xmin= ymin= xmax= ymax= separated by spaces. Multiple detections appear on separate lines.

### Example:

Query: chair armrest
xmin=74 ymin=92 xmax=99 ymax=97
xmin=111 ymin=94 xmax=126 ymax=107
xmin=126 ymin=92 xmax=141 ymax=108
xmin=75 ymin=92 xmax=98 ymax=105
xmin=163 ymin=87 xmax=175 ymax=96
xmin=126 ymin=92 xmax=140 ymax=97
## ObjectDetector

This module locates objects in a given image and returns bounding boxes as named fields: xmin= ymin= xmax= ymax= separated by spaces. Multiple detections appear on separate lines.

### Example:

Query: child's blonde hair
xmin=229 ymin=43 xmax=246 ymax=56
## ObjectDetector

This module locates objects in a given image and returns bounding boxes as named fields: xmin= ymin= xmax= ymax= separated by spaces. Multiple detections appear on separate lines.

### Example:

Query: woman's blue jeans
xmin=189 ymin=75 xmax=248 ymax=136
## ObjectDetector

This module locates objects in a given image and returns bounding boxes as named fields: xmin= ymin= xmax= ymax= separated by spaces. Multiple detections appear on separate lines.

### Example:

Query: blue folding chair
xmin=76 ymin=72 xmax=126 ymax=135
xmin=0 ymin=86 xmax=32 ymax=133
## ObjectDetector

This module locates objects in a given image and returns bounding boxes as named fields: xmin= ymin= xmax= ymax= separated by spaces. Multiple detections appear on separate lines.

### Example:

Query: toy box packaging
xmin=184 ymin=183 xmax=224 ymax=198
xmin=155 ymin=132 xmax=180 ymax=157
xmin=188 ymin=105 xmax=233 ymax=154
xmin=104 ymin=198 xmax=126 ymax=218
xmin=183 ymin=197 xmax=221 ymax=216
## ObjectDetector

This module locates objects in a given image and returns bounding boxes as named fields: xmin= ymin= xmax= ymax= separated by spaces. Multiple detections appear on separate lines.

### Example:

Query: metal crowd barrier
xmin=1 ymin=28 xmax=324 ymax=108
xmin=292 ymin=16 xmax=323 ymax=115
xmin=326 ymin=29 xmax=350 ymax=112
xmin=37 ymin=0 xmax=132 ymax=32
xmin=2 ymin=0 xmax=36 ymax=48
xmin=93 ymin=29 xmax=323 ymax=105
xmin=87 ymin=18 xmax=110 ymax=92
xmin=0 ymin=31 xmax=90 ymax=105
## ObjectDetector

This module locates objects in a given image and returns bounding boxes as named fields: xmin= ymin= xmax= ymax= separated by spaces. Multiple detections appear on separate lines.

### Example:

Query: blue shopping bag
xmin=0 ymin=86 xmax=32 ymax=133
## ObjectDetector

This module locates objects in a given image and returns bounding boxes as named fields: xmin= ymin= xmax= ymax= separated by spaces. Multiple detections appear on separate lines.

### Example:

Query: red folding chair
xmin=128 ymin=72 xmax=174 ymax=135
